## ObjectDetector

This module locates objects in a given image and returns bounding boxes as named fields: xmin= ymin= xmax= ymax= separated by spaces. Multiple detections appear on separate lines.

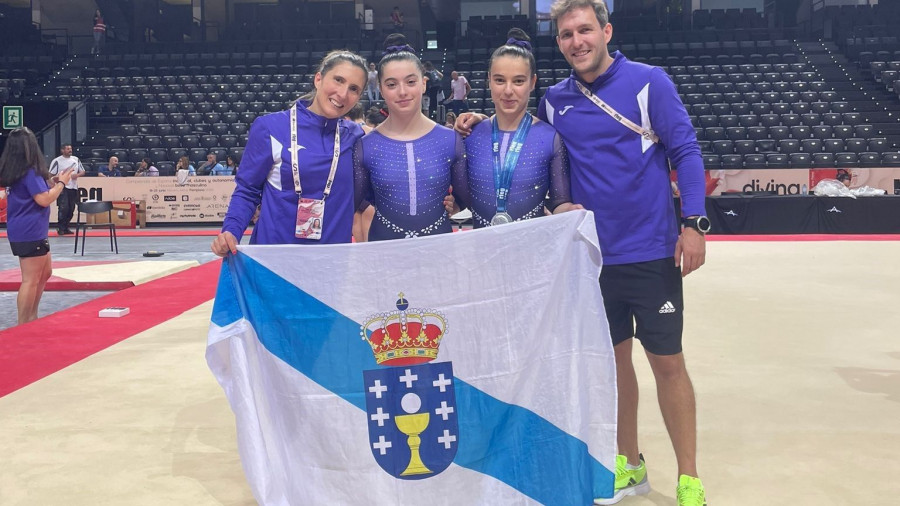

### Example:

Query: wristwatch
xmin=682 ymin=216 xmax=711 ymax=234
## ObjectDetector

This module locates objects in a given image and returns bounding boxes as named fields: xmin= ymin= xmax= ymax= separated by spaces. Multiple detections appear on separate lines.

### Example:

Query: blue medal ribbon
xmin=491 ymin=113 xmax=532 ymax=215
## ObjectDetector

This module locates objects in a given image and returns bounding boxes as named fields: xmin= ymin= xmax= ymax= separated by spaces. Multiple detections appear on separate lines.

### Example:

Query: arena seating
xmin=15 ymin=4 xmax=900 ymax=174
xmin=450 ymin=20 xmax=900 ymax=170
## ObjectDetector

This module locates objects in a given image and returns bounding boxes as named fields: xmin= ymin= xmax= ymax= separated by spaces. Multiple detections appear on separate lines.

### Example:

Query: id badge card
xmin=295 ymin=197 xmax=325 ymax=240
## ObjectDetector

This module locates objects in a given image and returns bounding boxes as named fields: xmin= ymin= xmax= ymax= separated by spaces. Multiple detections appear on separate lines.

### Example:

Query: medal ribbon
xmin=491 ymin=113 xmax=532 ymax=214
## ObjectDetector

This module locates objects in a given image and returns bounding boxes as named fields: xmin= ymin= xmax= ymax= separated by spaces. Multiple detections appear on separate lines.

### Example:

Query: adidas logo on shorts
xmin=658 ymin=301 xmax=676 ymax=314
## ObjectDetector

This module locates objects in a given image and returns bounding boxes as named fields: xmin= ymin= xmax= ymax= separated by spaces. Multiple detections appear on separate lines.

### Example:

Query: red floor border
xmin=0 ymin=260 xmax=221 ymax=398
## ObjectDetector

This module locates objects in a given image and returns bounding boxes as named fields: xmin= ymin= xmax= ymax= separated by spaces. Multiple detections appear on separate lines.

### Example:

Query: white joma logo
xmin=725 ymin=210 xmax=738 ymax=216
xmin=559 ymin=105 xmax=575 ymax=116
xmin=827 ymin=206 xmax=842 ymax=213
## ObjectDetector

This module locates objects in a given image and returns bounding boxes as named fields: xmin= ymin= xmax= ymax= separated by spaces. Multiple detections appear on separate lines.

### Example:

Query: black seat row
xmin=703 ymin=152 xmax=900 ymax=169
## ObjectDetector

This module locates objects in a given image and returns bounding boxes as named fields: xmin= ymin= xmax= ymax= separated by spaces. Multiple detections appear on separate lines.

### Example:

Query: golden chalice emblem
xmin=395 ymin=393 xmax=433 ymax=476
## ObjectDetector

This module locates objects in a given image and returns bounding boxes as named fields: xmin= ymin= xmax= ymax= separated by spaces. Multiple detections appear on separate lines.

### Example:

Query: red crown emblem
xmin=361 ymin=293 xmax=447 ymax=366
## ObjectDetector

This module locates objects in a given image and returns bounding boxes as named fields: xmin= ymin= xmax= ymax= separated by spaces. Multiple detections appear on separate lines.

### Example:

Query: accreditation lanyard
xmin=291 ymin=103 xmax=342 ymax=240
xmin=290 ymin=103 xmax=342 ymax=199
xmin=574 ymin=80 xmax=660 ymax=144
xmin=491 ymin=114 xmax=532 ymax=214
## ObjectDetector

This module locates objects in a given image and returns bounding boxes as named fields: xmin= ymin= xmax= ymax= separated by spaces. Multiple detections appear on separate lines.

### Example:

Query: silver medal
xmin=490 ymin=212 xmax=513 ymax=226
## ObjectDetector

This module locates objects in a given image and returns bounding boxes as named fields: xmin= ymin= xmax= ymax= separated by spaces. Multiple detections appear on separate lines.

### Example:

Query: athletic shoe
xmin=594 ymin=454 xmax=650 ymax=505
xmin=676 ymin=474 xmax=707 ymax=506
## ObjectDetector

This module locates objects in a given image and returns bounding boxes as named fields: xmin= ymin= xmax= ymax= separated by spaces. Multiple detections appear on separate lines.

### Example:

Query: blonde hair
xmin=550 ymin=0 xmax=609 ymax=27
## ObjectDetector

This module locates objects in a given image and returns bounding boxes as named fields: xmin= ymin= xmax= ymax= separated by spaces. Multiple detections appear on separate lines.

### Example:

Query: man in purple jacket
xmin=539 ymin=1 xmax=709 ymax=505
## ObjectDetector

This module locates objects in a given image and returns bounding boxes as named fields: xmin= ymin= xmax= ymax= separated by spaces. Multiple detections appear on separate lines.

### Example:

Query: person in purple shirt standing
xmin=212 ymin=50 xmax=368 ymax=255
xmin=543 ymin=2 xmax=708 ymax=504
xmin=0 ymin=127 xmax=73 ymax=325
xmin=354 ymin=34 xmax=467 ymax=241
xmin=457 ymin=1 xmax=708 ymax=503
xmin=463 ymin=28 xmax=582 ymax=227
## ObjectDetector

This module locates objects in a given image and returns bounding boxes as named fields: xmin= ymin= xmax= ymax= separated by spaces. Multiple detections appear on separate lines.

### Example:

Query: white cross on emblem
xmin=399 ymin=369 xmax=418 ymax=388
xmin=368 ymin=379 xmax=387 ymax=398
xmin=437 ymin=429 xmax=457 ymax=449
xmin=370 ymin=407 xmax=390 ymax=427
xmin=432 ymin=373 xmax=452 ymax=392
xmin=372 ymin=435 xmax=392 ymax=455
xmin=435 ymin=401 xmax=454 ymax=421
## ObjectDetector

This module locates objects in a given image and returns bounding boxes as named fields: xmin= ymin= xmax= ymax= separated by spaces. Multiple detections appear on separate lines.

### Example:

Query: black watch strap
xmin=683 ymin=216 xmax=711 ymax=234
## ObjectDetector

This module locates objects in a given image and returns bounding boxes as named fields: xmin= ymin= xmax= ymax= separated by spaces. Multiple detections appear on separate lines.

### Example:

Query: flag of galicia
xmin=207 ymin=211 xmax=618 ymax=505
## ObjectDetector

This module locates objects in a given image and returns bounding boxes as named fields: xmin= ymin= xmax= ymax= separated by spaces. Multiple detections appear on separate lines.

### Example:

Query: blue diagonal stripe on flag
xmin=213 ymin=253 xmax=614 ymax=505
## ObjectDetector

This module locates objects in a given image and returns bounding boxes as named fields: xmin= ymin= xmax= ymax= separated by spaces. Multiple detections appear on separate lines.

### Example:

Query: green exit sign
xmin=3 ymin=106 xmax=24 ymax=129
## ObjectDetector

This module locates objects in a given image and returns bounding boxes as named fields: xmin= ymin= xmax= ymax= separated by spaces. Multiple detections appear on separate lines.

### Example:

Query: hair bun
xmin=384 ymin=44 xmax=415 ymax=55
xmin=383 ymin=33 xmax=414 ymax=54
xmin=505 ymin=27 xmax=533 ymax=52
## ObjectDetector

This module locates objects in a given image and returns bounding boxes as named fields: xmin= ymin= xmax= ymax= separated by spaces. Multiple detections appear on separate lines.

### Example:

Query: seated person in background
xmin=176 ymin=156 xmax=196 ymax=176
xmin=198 ymin=153 xmax=225 ymax=175
xmin=444 ymin=111 xmax=457 ymax=129
xmin=345 ymin=103 xmax=371 ymax=133
xmin=135 ymin=157 xmax=159 ymax=176
xmin=365 ymin=106 xmax=387 ymax=130
xmin=98 ymin=156 xmax=122 ymax=177
xmin=224 ymin=155 xmax=238 ymax=176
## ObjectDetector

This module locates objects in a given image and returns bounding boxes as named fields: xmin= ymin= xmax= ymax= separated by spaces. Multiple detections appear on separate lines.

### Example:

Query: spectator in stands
xmin=366 ymin=62 xmax=380 ymax=102
xmin=199 ymin=153 xmax=225 ymax=175
xmin=455 ymin=2 xmax=708 ymax=504
xmin=391 ymin=6 xmax=405 ymax=30
xmin=49 ymin=143 xmax=85 ymax=235
xmin=92 ymin=10 xmax=106 ymax=55
xmin=225 ymin=155 xmax=238 ymax=176
xmin=345 ymin=103 xmax=371 ymax=133
xmin=0 ymin=127 xmax=73 ymax=325
xmin=447 ymin=71 xmax=471 ymax=115
xmin=176 ymin=156 xmax=196 ymax=176
xmin=135 ymin=157 xmax=159 ymax=177
xmin=444 ymin=111 xmax=457 ymax=129
xmin=455 ymin=28 xmax=580 ymax=229
xmin=99 ymin=156 xmax=122 ymax=177
xmin=423 ymin=61 xmax=444 ymax=118
xmin=353 ymin=33 xmax=467 ymax=242
xmin=212 ymin=50 xmax=369 ymax=255
xmin=365 ymin=106 xmax=388 ymax=129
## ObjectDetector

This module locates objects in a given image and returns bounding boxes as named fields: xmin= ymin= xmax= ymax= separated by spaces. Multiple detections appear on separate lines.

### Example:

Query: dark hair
xmin=301 ymin=50 xmax=368 ymax=102
xmin=0 ymin=127 xmax=49 ymax=187
xmin=226 ymin=155 xmax=235 ymax=165
xmin=365 ymin=106 xmax=388 ymax=126
xmin=346 ymin=102 xmax=365 ymax=122
xmin=141 ymin=157 xmax=152 ymax=166
xmin=378 ymin=33 xmax=424 ymax=83
xmin=490 ymin=28 xmax=537 ymax=77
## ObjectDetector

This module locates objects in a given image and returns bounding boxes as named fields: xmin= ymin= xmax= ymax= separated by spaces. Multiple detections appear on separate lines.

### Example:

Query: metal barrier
xmin=38 ymin=101 xmax=88 ymax=160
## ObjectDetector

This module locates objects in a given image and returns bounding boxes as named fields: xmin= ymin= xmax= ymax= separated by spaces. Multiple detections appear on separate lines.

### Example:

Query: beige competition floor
xmin=1 ymin=240 xmax=899 ymax=506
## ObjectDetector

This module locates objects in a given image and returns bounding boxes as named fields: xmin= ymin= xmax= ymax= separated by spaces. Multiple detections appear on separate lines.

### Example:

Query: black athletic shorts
xmin=599 ymin=257 xmax=684 ymax=356
xmin=10 ymin=239 xmax=51 ymax=258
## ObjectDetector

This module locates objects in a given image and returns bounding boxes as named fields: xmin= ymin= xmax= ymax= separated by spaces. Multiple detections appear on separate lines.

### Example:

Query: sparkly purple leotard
xmin=464 ymin=118 xmax=571 ymax=228
xmin=354 ymin=124 xmax=469 ymax=241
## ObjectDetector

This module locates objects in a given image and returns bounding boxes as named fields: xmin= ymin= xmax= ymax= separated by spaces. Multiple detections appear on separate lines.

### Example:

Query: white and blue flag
xmin=207 ymin=210 xmax=618 ymax=505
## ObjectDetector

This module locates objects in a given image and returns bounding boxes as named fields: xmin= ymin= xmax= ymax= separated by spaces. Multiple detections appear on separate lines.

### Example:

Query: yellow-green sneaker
xmin=676 ymin=474 xmax=707 ymax=506
xmin=594 ymin=454 xmax=650 ymax=505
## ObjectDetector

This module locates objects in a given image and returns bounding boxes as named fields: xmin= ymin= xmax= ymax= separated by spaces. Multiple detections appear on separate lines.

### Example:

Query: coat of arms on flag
xmin=362 ymin=294 xmax=458 ymax=479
